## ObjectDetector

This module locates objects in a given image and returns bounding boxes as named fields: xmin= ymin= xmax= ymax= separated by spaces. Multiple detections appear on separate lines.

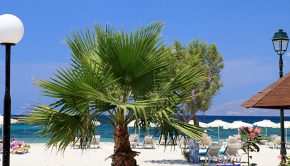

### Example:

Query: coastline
xmin=9 ymin=115 xmax=290 ymax=144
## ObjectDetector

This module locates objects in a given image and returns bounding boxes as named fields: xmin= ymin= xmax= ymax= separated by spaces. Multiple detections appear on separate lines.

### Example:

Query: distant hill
xmin=205 ymin=99 xmax=290 ymax=116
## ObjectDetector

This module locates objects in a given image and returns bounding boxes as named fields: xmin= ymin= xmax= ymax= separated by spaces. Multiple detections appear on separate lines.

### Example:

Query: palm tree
xmin=22 ymin=22 xmax=205 ymax=166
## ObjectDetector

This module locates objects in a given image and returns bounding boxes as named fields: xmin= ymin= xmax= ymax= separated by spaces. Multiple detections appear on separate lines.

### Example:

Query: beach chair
xmin=72 ymin=137 xmax=81 ymax=149
xmin=142 ymin=135 xmax=155 ymax=149
xmin=129 ymin=134 xmax=139 ymax=148
xmin=199 ymin=143 xmax=223 ymax=164
xmin=200 ymin=135 xmax=212 ymax=149
xmin=223 ymin=143 xmax=241 ymax=163
xmin=158 ymin=135 xmax=178 ymax=146
xmin=274 ymin=137 xmax=281 ymax=149
xmin=233 ymin=134 xmax=241 ymax=140
xmin=226 ymin=136 xmax=240 ymax=145
xmin=267 ymin=135 xmax=280 ymax=149
xmin=158 ymin=135 xmax=165 ymax=145
xmin=219 ymin=139 xmax=227 ymax=147
xmin=179 ymin=137 xmax=190 ymax=149
xmin=89 ymin=135 xmax=100 ymax=148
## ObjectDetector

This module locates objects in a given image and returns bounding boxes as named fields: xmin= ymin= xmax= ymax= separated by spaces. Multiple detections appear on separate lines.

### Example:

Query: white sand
xmin=8 ymin=143 xmax=285 ymax=166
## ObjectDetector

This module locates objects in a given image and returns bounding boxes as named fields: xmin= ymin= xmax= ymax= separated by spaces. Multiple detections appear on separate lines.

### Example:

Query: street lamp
xmin=0 ymin=14 xmax=24 ymax=166
xmin=272 ymin=29 xmax=289 ymax=162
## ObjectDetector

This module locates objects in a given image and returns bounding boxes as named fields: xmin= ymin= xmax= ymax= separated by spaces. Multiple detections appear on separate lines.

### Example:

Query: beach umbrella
xmin=149 ymin=122 xmax=156 ymax=128
xmin=207 ymin=120 xmax=230 ymax=140
xmin=0 ymin=115 xmax=18 ymax=125
xmin=128 ymin=120 xmax=138 ymax=134
xmin=188 ymin=120 xmax=208 ymax=128
xmin=253 ymin=120 xmax=277 ymax=136
xmin=223 ymin=121 xmax=253 ymax=135
xmin=128 ymin=120 xmax=155 ymax=134
xmin=128 ymin=120 xmax=136 ymax=127
xmin=273 ymin=121 xmax=290 ymax=142
xmin=199 ymin=122 xmax=208 ymax=128
xmin=188 ymin=120 xmax=194 ymax=125
xmin=92 ymin=120 xmax=101 ymax=126
xmin=188 ymin=121 xmax=208 ymax=133
xmin=224 ymin=121 xmax=253 ymax=129
xmin=147 ymin=122 xmax=156 ymax=135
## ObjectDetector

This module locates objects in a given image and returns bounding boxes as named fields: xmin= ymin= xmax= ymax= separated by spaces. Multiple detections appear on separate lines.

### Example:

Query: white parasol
xmin=207 ymin=120 xmax=230 ymax=140
xmin=253 ymin=120 xmax=277 ymax=136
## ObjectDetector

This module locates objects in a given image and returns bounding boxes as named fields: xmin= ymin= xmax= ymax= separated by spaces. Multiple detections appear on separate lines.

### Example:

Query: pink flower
xmin=278 ymin=155 xmax=283 ymax=160
xmin=250 ymin=133 xmax=255 ymax=139
xmin=248 ymin=127 xmax=253 ymax=132
xmin=255 ymin=128 xmax=260 ymax=134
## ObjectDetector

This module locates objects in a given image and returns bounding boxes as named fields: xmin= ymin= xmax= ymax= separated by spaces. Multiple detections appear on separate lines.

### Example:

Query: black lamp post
xmin=0 ymin=14 xmax=24 ymax=166
xmin=272 ymin=29 xmax=289 ymax=162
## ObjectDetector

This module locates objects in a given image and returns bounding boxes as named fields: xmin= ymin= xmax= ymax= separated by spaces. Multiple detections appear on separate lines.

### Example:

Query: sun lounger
xmin=143 ymin=135 xmax=155 ymax=149
xmin=158 ymin=135 xmax=166 ymax=145
xmin=223 ymin=143 xmax=241 ymax=163
xmin=200 ymin=135 xmax=212 ymax=149
xmin=274 ymin=137 xmax=281 ymax=149
xmin=158 ymin=135 xmax=178 ymax=146
xmin=72 ymin=137 xmax=81 ymax=149
xmin=267 ymin=135 xmax=281 ymax=149
xmin=179 ymin=137 xmax=190 ymax=149
xmin=129 ymin=134 xmax=139 ymax=148
xmin=89 ymin=135 xmax=100 ymax=148
xmin=199 ymin=143 xmax=223 ymax=164
xmin=226 ymin=135 xmax=241 ymax=146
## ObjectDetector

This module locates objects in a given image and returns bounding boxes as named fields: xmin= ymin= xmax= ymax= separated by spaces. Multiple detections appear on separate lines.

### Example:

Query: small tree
xmin=22 ymin=22 xmax=205 ymax=166
xmin=172 ymin=40 xmax=224 ymax=124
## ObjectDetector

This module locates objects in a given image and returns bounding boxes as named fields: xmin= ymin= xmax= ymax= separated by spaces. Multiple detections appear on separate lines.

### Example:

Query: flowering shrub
xmin=278 ymin=155 xmax=290 ymax=166
xmin=239 ymin=126 xmax=261 ymax=140
xmin=239 ymin=126 xmax=263 ymax=165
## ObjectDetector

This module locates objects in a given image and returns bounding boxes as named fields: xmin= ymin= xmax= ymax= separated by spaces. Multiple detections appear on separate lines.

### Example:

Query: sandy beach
xmin=8 ymin=142 xmax=283 ymax=166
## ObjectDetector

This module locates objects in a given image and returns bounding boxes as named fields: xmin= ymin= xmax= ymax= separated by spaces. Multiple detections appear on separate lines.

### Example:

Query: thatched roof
xmin=241 ymin=72 xmax=290 ymax=109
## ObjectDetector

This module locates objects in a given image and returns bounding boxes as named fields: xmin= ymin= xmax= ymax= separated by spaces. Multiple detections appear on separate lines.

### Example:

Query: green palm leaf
xmin=22 ymin=21 xmax=205 ymax=155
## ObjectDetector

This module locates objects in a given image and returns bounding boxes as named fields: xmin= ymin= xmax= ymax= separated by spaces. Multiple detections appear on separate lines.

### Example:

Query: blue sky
xmin=1 ymin=1 xmax=290 ymax=115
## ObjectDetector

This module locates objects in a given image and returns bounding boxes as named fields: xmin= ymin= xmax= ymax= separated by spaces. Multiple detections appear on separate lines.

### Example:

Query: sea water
xmin=7 ymin=115 xmax=290 ymax=143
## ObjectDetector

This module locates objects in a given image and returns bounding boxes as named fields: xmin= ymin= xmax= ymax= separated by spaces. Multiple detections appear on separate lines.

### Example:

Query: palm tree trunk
xmin=190 ymin=113 xmax=199 ymax=126
xmin=111 ymin=124 xmax=139 ymax=166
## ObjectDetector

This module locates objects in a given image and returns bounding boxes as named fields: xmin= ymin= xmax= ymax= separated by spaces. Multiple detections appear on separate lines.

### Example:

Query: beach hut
xmin=242 ymin=72 xmax=290 ymax=157
xmin=253 ymin=120 xmax=277 ymax=136
xmin=207 ymin=120 xmax=230 ymax=140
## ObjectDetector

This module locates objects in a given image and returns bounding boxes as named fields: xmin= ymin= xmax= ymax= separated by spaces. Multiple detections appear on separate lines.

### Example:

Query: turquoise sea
xmin=7 ymin=115 xmax=290 ymax=143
